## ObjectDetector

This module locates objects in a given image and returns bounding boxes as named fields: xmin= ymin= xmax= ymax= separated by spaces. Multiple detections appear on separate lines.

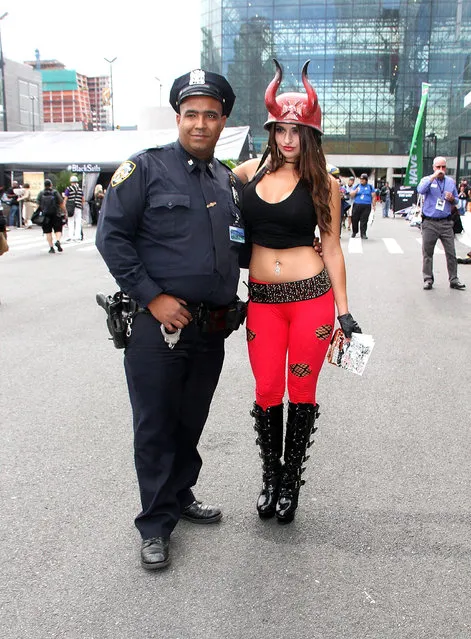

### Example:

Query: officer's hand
xmin=147 ymin=294 xmax=193 ymax=332
xmin=313 ymin=236 xmax=323 ymax=257
xmin=337 ymin=313 xmax=362 ymax=339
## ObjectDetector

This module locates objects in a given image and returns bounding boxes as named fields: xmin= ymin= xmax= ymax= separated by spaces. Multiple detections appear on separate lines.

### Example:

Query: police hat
xmin=169 ymin=69 xmax=236 ymax=117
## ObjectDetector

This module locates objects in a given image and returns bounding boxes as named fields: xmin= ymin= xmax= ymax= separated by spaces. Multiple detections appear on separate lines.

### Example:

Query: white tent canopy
xmin=0 ymin=126 xmax=251 ymax=171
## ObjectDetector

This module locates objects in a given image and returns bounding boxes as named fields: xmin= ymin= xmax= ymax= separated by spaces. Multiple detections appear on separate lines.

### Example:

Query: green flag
xmin=405 ymin=82 xmax=431 ymax=187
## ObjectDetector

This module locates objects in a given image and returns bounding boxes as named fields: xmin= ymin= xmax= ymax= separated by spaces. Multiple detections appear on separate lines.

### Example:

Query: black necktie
xmin=197 ymin=161 xmax=230 ymax=278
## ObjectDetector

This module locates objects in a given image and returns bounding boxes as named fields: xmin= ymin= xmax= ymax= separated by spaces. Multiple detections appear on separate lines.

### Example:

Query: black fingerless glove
xmin=337 ymin=313 xmax=362 ymax=339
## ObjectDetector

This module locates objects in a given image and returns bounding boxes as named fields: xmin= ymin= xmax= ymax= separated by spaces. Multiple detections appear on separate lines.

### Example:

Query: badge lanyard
xmin=435 ymin=178 xmax=445 ymax=198
xmin=228 ymin=172 xmax=245 ymax=244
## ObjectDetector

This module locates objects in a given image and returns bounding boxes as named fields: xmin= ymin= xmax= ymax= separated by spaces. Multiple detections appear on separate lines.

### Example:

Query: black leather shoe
xmin=361 ymin=234 xmax=368 ymax=239
xmin=181 ymin=500 xmax=222 ymax=524
xmin=450 ymin=280 xmax=466 ymax=290
xmin=141 ymin=536 xmax=170 ymax=570
xmin=423 ymin=281 xmax=433 ymax=290
xmin=351 ymin=233 xmax=357 ymax=238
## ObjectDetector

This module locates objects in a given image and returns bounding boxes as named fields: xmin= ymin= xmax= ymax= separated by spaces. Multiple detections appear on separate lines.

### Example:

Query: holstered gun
xmin=96 ymin=291 xmax=137 ymax=349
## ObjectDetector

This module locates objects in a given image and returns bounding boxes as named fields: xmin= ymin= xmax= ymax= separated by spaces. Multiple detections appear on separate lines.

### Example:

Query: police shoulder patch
xmin=111 ymin=161 xmax=136 ymax=187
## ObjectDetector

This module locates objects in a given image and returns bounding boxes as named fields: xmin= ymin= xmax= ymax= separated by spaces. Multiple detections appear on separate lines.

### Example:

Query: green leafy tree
xmin=45 ymin=170 xmax=74 ymax=195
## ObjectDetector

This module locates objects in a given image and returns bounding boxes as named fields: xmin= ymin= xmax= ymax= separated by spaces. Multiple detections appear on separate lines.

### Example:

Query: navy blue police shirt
xmin=96 ymin=140 xmax=243 ymax=308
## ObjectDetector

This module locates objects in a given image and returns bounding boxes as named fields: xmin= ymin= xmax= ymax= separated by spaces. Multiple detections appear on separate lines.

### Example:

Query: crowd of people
xmin=0 ymin=178 xmax=106 ymax=253
xmin=334 ymin=175 xmax=394 ymax=237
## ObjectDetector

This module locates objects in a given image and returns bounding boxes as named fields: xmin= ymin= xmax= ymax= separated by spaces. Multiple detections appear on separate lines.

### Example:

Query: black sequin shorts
xmin=248 ymin=268 xmax=331 ymax=303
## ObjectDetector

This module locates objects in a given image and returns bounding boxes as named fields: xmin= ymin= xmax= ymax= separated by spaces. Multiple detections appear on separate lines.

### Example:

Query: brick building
xmin=24 ymin=60 xmax=110 ymax=131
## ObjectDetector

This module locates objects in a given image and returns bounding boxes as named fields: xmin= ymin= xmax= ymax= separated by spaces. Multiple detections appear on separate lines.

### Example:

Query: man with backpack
xmin=351 ymin=173 xmax=374 ymax=239
xmin=64 ymin=175 xmax=84 ymax=242
xmin=36 ymin=179 xmax=65 ymax=253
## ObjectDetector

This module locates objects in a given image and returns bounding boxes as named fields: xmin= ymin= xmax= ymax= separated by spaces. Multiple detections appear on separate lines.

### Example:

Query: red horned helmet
xmin=264 ymin=59 xmax=322 ymax=133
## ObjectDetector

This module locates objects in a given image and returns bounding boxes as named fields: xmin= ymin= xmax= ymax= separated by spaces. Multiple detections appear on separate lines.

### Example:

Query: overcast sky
xmin=1 ymin=0 xmax=202 ymax=125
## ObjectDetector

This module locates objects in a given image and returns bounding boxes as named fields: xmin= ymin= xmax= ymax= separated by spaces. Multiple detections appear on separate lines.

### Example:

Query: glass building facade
xmin=201 ymin=0 xmax=471 ymax=162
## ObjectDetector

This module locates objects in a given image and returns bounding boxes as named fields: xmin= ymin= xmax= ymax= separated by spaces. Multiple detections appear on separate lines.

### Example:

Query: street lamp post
xmin=104 ymin=56 xmax=117 ymax=130
xmin=155 ymin=76 xmax=162 ymax=107
xmin=0 ymin=12 xmax=9 ymax=132
xmin=30 ymin=95 xmax=38 ymax=131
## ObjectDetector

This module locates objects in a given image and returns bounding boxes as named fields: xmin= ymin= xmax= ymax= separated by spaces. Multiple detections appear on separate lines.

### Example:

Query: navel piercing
xmin=275 ymin=260 xmax=281 ymax=275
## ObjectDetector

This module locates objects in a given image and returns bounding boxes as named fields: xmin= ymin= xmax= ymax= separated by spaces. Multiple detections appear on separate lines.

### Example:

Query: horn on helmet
xmin=301 ymin=60 xmax=318 ymax=118
xmin=264 ymin=59 xmax=283 ymax=119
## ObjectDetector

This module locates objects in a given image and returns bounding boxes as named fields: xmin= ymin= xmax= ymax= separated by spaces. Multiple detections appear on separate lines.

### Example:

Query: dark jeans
xmin=9 ymin=204 xmax=20 ymax=227
xmin=124 ymin=312 xmax=225 ymax=538
xmin=421 ymin=217 xmax=458 ymax=283
xmin=352 ymin=203 xmax=371 ymax=237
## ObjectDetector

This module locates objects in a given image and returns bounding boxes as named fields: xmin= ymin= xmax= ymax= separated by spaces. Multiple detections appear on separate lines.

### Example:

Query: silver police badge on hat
xmin=189 ymin=69 xmax=206 ymax=85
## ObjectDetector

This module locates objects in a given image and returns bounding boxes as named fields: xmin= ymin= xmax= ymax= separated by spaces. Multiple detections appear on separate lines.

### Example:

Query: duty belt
xmin=140 ymin=299 xmax=247 ymax=334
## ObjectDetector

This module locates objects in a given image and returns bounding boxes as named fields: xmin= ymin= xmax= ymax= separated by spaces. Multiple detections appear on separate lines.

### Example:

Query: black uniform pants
xmin=352 ymin=203 xmax=371 ymax=237
xmin=124 ymin=312 xmax=225 ymax=539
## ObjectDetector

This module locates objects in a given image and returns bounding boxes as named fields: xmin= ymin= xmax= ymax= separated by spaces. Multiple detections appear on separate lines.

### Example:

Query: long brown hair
xmin=267 ymin=124 xmax=332 ymax=233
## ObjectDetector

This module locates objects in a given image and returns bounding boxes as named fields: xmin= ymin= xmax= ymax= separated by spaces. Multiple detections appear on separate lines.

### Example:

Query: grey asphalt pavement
xmin=1 ymin=217 xmax=471 ymax=639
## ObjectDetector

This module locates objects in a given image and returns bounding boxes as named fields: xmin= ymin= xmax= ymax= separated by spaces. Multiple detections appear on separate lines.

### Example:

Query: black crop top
xmin=241 ymin=169 xmax=317 ymax=249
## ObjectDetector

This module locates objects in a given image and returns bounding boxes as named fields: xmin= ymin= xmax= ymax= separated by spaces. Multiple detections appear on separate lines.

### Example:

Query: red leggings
xmin=246 ymin=281 xmax=335 ymax=410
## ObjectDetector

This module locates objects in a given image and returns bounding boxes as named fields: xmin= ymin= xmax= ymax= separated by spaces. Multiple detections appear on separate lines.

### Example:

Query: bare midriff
xmin=249 ymin=244 xmax=325 ymax=283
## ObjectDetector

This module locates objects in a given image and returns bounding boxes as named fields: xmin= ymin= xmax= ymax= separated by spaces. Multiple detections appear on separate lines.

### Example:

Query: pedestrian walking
xmin=17 ymin=183 xmax=36 ymax=228
xmin=64 ymin=176 xmax=84 ymax=242
xmin=6 ymin=181 xmax=20 ymax=228
xmin=457 ymin=183 xmax=468 ymax=215
xmin=345 ymin=176 xmax=356 ymax=231
xmin=380 ymin=182 xmax=391 ymax=218
xmin=350 ymin=173 xmax=374 ymax=239
xmin=36 ymin=179 xmax=65 ymax=253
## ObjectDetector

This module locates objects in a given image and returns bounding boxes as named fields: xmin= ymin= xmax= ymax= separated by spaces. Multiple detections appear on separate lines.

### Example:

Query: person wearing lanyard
xmin=350 ymin=173 xmax=374 ymax=239
xmin=417 ymin=157 xmax=466 ymax=290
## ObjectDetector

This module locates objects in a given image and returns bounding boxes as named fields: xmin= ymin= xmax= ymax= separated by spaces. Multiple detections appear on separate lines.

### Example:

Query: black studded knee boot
xmin=276 ymin=402 xmax=319 ymax=524
xmin=250 ymin=403 xmax=283 ymax=518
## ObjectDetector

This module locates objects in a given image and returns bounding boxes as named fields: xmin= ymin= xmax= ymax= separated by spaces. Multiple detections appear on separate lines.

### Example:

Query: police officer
xmin=96 ymin=69 xmax=243 ymax=570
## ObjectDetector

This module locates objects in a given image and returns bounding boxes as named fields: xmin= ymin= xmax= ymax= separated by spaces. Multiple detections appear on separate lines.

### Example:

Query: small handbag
xmin=0 ymin=232 xmax=9 ymax=256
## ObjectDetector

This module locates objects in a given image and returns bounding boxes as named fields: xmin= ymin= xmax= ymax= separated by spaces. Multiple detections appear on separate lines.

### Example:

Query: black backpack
xmin=40 ymin=189 xmax=58 ymax=216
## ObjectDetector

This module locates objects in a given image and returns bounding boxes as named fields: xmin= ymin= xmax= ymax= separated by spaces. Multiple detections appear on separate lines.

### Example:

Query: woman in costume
xmin=234 ymin=60 xmax=361 ymax=523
